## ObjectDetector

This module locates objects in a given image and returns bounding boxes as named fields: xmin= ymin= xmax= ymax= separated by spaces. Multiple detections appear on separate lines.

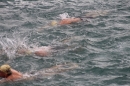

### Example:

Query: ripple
xmin=0 ymin=0 xmax=130 ymax=86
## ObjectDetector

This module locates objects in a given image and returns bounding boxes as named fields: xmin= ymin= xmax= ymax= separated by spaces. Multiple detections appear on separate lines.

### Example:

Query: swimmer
xmin=39 ymin=10 xmax=109 ymax=30
xmin=0 ymin=47 xmax=49 ymax=57
xmin=0 ymin=64 xmax=22 ymax=82
xmin=16 ymin=46 xmax=52 ymax=57
xmin=16 ymin=45 xmax=69 ymax=57
xmin=0 ymin=37 xmax=54 ymax=57
xmin=0 ymin=63 xmax=78 ymax=83
xmin=0 ymin=38 xmax=69 ymax=57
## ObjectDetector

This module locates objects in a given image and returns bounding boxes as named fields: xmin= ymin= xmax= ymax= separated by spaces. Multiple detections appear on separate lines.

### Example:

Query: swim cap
xmin=50 ymin=20 xmax=58 ymax=26
xmin=25 ymin=49 xmax=32 ymax=55
xmin=0 ymin=64 xmax=11 ymax=73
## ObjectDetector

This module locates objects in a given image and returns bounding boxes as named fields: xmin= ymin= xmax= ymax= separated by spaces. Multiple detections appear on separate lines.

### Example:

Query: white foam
xmin=59 ymin=13 xmax=71 ymax=19
xmin=0 ymin=34 xmax=31 ymax=59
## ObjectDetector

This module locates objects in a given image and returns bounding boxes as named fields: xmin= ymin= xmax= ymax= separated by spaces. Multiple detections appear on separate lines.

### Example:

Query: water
xmin=0 ymin=0 xmax=130 ymax=86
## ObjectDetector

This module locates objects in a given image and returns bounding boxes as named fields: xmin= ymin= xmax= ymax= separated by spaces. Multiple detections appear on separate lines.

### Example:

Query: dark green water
xmin=0 ymin=0 xmax=130 ymax=86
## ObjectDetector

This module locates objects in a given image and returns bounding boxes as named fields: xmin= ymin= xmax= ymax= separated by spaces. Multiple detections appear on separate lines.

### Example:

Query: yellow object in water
xmin=50 ymin=20 xmax=58 ymax=26
xmin=0 ymin=64 xmax=11 ymax=73
xmin=25 ymin=49 xmax=33 ymax=55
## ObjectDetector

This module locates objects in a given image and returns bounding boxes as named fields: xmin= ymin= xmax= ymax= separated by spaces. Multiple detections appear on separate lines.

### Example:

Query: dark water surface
xmin=0 ymin=0 xmax=130 ymax=86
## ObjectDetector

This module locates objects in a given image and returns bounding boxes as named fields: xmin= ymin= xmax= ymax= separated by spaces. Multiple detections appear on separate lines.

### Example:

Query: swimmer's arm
xmin=85 ymin=10 xmax=109 ymax=18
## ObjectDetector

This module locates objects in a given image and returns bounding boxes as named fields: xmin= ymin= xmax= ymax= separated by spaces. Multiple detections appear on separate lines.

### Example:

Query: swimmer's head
xmin=0 ymin=64 xmax=12 ymax=75
xmin=50 ymin=20 xmax=58 ymax=26
xmin=16 ymin=48 xmax=32 ymax=55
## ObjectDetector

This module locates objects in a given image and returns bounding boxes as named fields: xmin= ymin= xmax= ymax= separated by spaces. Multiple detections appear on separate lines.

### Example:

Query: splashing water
xmin=58 ymin=13 xmax=71 ymax=19
xmin=0 ymin=34 xmax=31 ymax=59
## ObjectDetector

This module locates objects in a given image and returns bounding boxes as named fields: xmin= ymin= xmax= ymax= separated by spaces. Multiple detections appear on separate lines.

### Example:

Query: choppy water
xmin=0 ymin=0 xmax=130 ymax=86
